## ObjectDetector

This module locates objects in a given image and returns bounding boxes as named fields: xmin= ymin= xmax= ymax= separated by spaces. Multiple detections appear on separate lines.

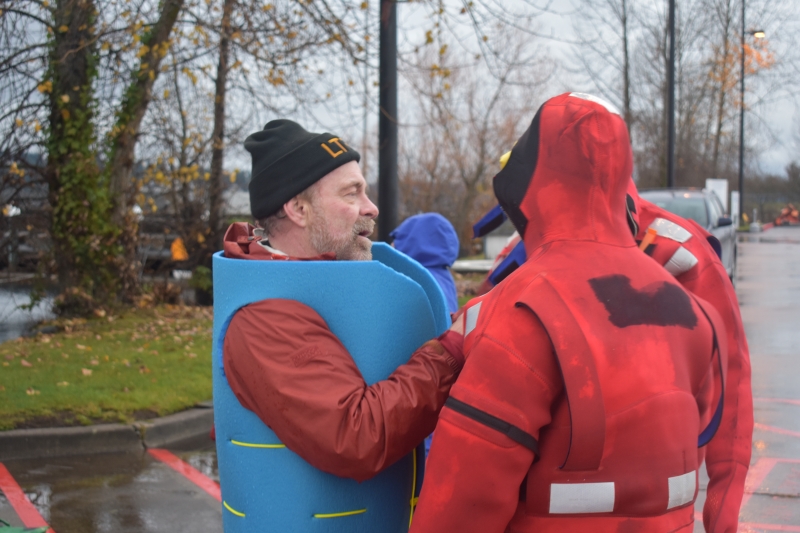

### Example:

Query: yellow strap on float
xmin=313 ymin=509 xmax=367 ymax=518
xmin=230 ymin=440 xmax=286 ymax=449
xmin=409 ymin=447 xmax=418 ymax=528
xmin=223 ymin=501 xmax=246 ymax=517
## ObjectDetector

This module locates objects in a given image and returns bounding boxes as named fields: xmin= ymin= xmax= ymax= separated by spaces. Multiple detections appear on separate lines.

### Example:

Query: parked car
xmin=638 ymin=188 xmax=736 ymax=279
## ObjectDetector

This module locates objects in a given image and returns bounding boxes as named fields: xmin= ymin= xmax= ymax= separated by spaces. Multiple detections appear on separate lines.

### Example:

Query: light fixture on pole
xmin=738 ymin=0 xmax=765 ymax=221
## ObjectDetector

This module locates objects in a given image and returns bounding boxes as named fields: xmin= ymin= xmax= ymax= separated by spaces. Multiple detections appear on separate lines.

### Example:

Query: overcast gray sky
xmin=226 ymin=0 xmax=798 ymax=179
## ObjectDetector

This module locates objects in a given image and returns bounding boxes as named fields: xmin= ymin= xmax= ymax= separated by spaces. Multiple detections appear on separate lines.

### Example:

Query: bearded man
xmin=220 ymin=119 xmax=464 ymax=484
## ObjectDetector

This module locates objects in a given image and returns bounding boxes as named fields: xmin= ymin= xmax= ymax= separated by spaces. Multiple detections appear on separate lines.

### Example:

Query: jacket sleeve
xmin=681 ymin=257 xmax=753 ymax=533
xmin=410 ymin=304 xmax=562 ymax=533
xmin=222 ymin=298 xmax=461 ymax=482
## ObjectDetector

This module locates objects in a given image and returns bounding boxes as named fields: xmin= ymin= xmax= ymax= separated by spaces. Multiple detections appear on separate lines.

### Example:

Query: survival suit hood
xmin=493 ymin=92 xmax=636 ymax=255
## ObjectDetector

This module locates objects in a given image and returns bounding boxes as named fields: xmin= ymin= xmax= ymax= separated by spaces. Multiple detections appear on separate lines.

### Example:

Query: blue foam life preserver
xmin=212 ymin=243 xmax=450 ymax=533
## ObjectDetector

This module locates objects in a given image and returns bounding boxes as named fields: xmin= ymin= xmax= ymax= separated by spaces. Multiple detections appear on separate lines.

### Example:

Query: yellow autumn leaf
xmin=61 ymin=109 xmax=70 ymax=120
xmin=15 ymin=118 xmax=22 ymax=127
xmin=82 ymin=368 xmax=92 ymax=376
xmin=59 ymin=25 xmax=69 ymax=33
xmin=163 ymin=89 xmax=170 ymax=98
xmin=61 ymin=94 xmax=70 ymax=103
xmin=37 ymin=81 xmax=53 ymax=93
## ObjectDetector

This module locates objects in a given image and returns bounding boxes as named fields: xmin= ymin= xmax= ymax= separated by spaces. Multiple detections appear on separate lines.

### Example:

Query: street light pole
xmin=738 ymin=0 xmax=765 ymax=222
xmin=378 ymin=0 xmax=398 ymax=242
xmin=666 ymin=0 xmax=676 ymax=188
xmin=738 ymin=0 xmax=746 ymax=221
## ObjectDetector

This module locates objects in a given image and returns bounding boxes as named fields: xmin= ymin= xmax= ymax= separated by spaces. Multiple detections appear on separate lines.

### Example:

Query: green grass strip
xmin=0 ymin=306 xmax=212 ymax=431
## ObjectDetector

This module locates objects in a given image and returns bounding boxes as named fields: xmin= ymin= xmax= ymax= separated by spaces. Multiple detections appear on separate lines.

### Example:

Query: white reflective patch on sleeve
xmin=549 ymin=482 xmax=615 ymax=514
xmin=667 ymin=471 xmax=696 ymax=509
xmin=648 ymin=218 xmax=692 ymax=243
xmin=569 ymin=93 xmax=621 ymax=116
xmin=664 ymin=246 xmax=699 ymax=277
xmin=464 ymin=301 xmax=482 ymax=336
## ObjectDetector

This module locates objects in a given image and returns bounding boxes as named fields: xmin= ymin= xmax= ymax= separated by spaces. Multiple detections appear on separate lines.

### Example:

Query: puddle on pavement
xmin=0 ymin=287 xmax=54 ymax=344
xmin=1 ymin=442 xmax=221 ymax=533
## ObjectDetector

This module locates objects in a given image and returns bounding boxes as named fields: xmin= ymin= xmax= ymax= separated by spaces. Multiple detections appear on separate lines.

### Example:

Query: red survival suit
xmin=409 ymin=93 xmax=727 ymax=533
xmin=627 ymin=185 xmax=753 ymax=533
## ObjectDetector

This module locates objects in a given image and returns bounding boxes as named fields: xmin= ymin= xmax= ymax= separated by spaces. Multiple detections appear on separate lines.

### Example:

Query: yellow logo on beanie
xmin=321 ymin=137 xmax=348 ymax=158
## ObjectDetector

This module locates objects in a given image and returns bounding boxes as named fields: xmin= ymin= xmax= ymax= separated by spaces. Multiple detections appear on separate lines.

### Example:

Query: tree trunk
xmin=105 ymin=0 xmax=184 ymax=298
xmin=711 ymin=1 xmax=733 ymax=179
xmin=206 ymin=0 xmax=234 ymax=263
xmin=44 ymin=0 xmax=107 ymax=301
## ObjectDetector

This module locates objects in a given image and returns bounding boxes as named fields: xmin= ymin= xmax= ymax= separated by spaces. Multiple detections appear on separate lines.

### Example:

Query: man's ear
xmin=282 ymin=195 xmax=311 ymax=228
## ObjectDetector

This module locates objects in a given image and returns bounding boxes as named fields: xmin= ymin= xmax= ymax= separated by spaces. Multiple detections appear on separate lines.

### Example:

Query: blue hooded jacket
xmin=390 ymin=213 xmax=460 ymax=314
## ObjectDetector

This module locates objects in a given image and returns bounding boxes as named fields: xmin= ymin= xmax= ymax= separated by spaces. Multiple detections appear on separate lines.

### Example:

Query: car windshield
xmin=642 ymin=194 xmax=708 ymax=228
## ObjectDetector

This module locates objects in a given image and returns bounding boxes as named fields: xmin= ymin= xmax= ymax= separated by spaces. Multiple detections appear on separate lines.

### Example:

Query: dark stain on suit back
xmin=588 ymin=274 xmax=698 ymax=329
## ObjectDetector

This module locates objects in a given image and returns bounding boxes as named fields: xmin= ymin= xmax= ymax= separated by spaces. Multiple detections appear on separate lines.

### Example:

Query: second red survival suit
xmin=627 ymin=184 xmax=753 ymax=533
xmin=409 ymin=93 xmax=727 ymax=533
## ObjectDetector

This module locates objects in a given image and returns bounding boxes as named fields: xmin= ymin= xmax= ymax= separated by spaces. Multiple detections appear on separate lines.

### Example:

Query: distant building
xmin=483 ymin=218 xmax=517 ymax=259
xmin=223 ymin=188 xmax=250 ymax=218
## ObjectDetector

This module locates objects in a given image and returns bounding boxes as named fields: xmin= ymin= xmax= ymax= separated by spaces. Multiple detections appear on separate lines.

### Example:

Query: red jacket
xmin=221 ymin=222 xmax=463 ymax=482
xmin=410 ymin=93 xmax=726 ymax=532
xmin=628 ymin=189 xmax=753 ymax=533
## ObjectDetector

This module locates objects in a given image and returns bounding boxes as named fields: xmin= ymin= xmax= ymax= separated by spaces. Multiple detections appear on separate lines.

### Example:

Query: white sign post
xmin=705 ymin=179 xmax=729 ymax=212
xmin=730 ymin=191 xmax=740 ymax=227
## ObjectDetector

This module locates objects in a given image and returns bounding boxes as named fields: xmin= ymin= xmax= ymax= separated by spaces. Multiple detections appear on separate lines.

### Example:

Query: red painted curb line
xmin=147 ymin=448 xmax=221 ymax=502
xmin=754 ymin=398 xmax=800 ymax=406
xmin=740 ymin=457 xmax=779 ymax=510
xmin=691 ymin=512 xmax=800 ymax=532
xmin=739 ymin=523 xmax=800 ymax=532
xmin=754 ymin=423 xmax=800 ymax=439
xmin=0 ymin=462 xmax=54 ymax=532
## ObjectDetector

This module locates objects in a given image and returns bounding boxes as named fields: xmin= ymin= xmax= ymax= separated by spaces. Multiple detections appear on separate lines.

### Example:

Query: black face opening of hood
xmin=493 ymin=107 xmax=542 ymax=239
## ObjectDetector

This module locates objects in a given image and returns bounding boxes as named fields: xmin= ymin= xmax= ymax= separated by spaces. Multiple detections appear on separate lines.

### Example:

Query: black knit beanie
xmin=245 ymin=119 xmax=361 ymax=219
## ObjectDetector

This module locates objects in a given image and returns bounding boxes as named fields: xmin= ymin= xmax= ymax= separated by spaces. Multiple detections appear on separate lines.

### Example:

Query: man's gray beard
xmin=308 ymin=215 xmax=375 ymax=261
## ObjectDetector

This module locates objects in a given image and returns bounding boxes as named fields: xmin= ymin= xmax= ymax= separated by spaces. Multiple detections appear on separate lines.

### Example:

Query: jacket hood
xmin=493 ymin=92 xmax=636 ymax=254
xmin=390 ymin=213 xmax=459 ymax=268
xmin=390 ymin=213 xmax=459 ymax=313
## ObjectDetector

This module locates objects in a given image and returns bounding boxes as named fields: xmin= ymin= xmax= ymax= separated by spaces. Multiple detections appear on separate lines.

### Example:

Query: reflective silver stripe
xmin=549 ymin=482 xmax=615 ymax=514
xmin=667 ymin=471 xmax=696 ymax=509
xmin=648 ymin=218 xmax=692 ymax=243
xmin=569 ymin=92 xmax=621 ymax=115
xmin=465 ymin=301 xmax=482 ymax=336
xmin=664 ymin=246 xmax=699 ymax=277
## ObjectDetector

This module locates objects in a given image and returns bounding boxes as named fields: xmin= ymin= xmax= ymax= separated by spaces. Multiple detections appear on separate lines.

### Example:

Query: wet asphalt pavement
xmin=2 ymin=227 xmax=800 ymax=533
xmin=0 ymin=436 xmax=221 ymax=532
